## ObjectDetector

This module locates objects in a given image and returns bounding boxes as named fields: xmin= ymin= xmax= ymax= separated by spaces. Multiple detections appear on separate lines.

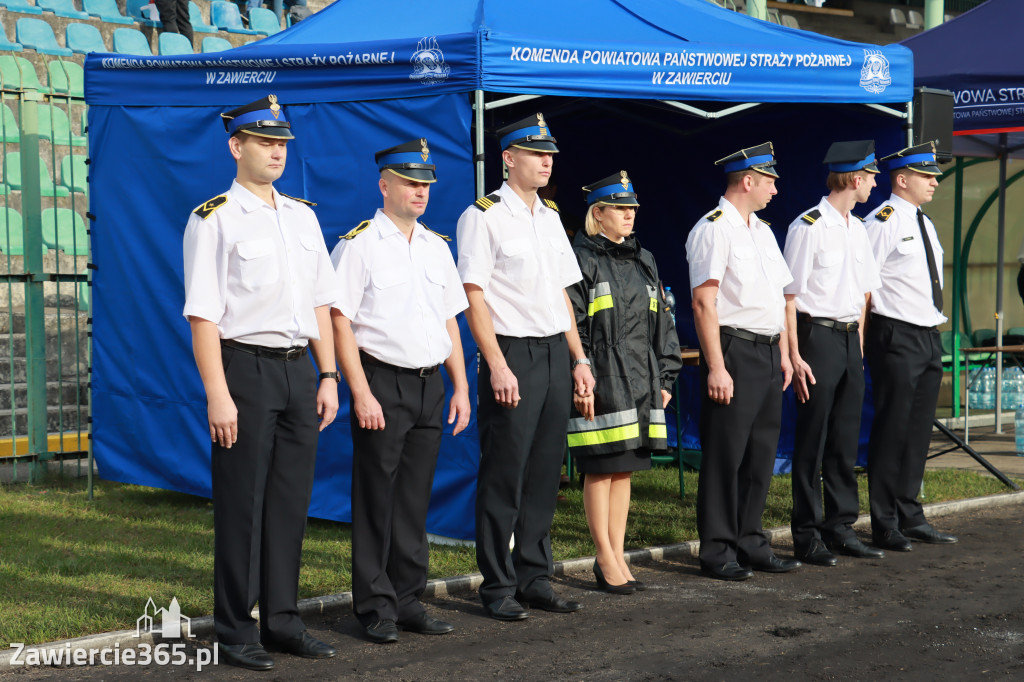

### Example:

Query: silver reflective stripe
xmin=587 ymin=281 xmax=612 ymax=302
xmin=568 ymin=407 xmax=638 ymax=433
xmin=650 ymin=409 xmax=666 ymax=424
xmin=646 ymin=284 xmax=658 ymax=299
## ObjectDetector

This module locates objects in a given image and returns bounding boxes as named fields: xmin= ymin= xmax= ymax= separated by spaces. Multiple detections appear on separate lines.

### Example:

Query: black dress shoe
xmin=628 ymin=580 xmax=647 ymax=592
xmin=796 ymin=539 xmax=838 ymax=567
xmin=218 ymin=642 xmax=274 ymax=671
xmin=516 ymin=592 xmax=582 ymax=613
xmin=365 ymin=619 xmax=399 ymax=643
xmin=742 ymin=554 xmax=802 ymax=573
xmin=902 ymin=524 xmax=958 ymax=544
xmin=700 ymin=561 xmax=753 ymax=581
xmin=872 ymin=528 xmax=912 ymax=552
xmin=263 ymin=631 xmax=337 ymax=659
xmin=399 ymin=612 xmax=454 ymax=635
xmin=827 ymin=536 xmax=885 ymax=559
xmin=485 ymin=596 xmax=529 ymax=621
xmin=593 ymin=561 xmax=636 ymax=595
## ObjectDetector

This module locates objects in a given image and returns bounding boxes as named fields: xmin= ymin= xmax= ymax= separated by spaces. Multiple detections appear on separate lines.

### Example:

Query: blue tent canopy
xmin=85 ymin=0 xmax=914 ymax=541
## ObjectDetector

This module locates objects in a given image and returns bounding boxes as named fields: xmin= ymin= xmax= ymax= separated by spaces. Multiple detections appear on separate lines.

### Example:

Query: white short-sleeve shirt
xmin=182 ymin=180 xmax=338 ymax=348
xmin=783 ymin=196 xmax=882 ymax=322
xmin=685 ymin=196 xmax=793 ymax=336
xmin=864 ymin=193 xmax=947 ymax=328
xmin=331 ymin=209 xmax=468 ymax=369
xmin=456 ymin=182 xmax=582 ymax=337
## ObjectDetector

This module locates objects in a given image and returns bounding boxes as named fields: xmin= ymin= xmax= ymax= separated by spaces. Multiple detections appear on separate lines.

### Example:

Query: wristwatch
xmin=571 ymin=358 xmax=591 ymax=369
xmin=319 ymin=371 xmax=341 ymax=383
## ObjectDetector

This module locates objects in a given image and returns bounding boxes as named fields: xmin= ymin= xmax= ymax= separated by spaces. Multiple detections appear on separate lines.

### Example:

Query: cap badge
xmin=620 ymin=171 xmax=630 ymax=190
xmin=420 ymin=138 xmax=430 ymax=162
xmin=268 ymin=94 xmax=281 ymax=119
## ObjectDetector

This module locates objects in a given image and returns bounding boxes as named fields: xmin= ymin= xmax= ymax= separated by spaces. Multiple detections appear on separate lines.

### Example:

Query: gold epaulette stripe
xmin=193 ymin=195 xmax=227 ymax=220
xmin=279 ymin=192 xmax=316 ymax=207
xmin=340 ymin=220 xmax=371 ymax=240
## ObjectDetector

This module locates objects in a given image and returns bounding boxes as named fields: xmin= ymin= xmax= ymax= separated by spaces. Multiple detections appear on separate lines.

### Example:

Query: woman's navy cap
xmin=582 ymin=171 xmax=639 ymax=206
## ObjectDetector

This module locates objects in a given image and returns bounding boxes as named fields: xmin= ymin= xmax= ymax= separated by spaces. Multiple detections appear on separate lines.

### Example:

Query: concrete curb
xmin=3 ymin=489 xmax=1023 ymax=671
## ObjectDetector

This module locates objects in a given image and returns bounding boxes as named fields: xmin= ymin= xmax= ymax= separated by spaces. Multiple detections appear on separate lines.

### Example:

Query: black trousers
xmin=154 ymin=0 xmax=194 ymax=42
xmin=475 ymin=334 xmax=571 ymax=606
xmin=212 ymin=345 xmax=317 ymax=645
xmin=790 ymin=321 xmax=865 ymax=550
xmin=350 ymin=360 xmax=444 ymax=627
xmin=865 ymin=314 xmax=942 ymax=534
xmin=697 ymin=333 xmax=783 ymax=566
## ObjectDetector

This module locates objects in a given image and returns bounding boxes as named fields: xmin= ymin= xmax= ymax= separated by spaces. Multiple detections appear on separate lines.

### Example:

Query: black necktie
xmin=917 ymin=209 xmax=943 ymax=313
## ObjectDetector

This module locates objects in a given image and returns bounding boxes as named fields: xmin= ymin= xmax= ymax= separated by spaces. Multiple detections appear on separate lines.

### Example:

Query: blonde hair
xmin=585 ymin=204 xmax=603 ymax=236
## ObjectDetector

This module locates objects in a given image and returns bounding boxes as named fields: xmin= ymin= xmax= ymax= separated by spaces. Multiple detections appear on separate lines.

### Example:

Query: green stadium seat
xmin=38 ymin=104 xmax=87 ymax=146
xmin=0 ymin=0 xmax=44 ymax=16
xmin=1 ymin=103 xmax=18 ymax=142
xmin=201 ymin=36 xmax=233 ymax=53
xmin=113 ymin=27 xmax=153 ymax=56
xmin=41 ymin=208 xmax=88 ymax=255
xmin=47 ymin=60 xmax=84 ymax=97
xmin=0 ymin=208 xmax=48 ymax=256
xmin=211 ymin=3 xmax=258 ymax=35
xmin=3 ymin=152 xmax=71 ymax=197
xmin=82 ymin=0 xmax=135 ymax=24
xmin=248 ymin=8 xmax=281 ymax=36
xmin=77 ymin=273 xmax=89 ymax=311
xmin=66 ymin=24 xmax=107 ymax=55
xmin=158 ymin=32 xmax=194 ymax=55
xmin=0 ymin=55 xmax=49 ymax=92
xmin=126 ymin=0 xmax=162 ymax=27
xmin=1 ymin=23 xmax=24 ymax=52
xmin=38 ymin=0 xmax=90 ymax=19
xmin=189 ymin=2 xmax=218 ymax=33
xmin=973 ymin=328 xmax=997 ymax=347
xmin=80 ymin=108 xmax=87 ymax=135
xmin=60 ymin=154 xmax=88 ymax=194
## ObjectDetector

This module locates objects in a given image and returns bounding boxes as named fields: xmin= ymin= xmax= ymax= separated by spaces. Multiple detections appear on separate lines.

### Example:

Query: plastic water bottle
xmin=1016 ymin=404 xmax=1024 ymax=456
xmin=1004 ymin=367 xmax=1022 ymax=409
xmin=664 ymin=286 xmax=676 ymax=326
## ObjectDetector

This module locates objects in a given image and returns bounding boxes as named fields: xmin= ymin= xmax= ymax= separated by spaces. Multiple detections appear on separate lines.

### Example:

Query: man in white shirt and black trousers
xmin=182 ymin=95 xmax=340 ymax=670
xmin=783 ymin=140 xmax=884 ymax=567
xmin=864 ymin=141 xmax=958 ymax=551
xmin=457 ymin=113 xmax=595 ymax=621
xmin=330 ymin=139 xmax=471 ymax=644
xmin=686 ymin=142 xmax=800 ymax=582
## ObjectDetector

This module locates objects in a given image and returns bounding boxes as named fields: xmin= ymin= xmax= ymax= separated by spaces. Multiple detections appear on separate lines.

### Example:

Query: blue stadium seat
xmin=66 ymin=23 xmax=107 ymax=54
xmin=0 ymin=54 xmax=49 ymax=92
xmin=189 ymin=2 xmax=218 ymax=33
xmin=16 ymin=18 xmax=74 ymax=56
xmin=82 ymin=0 xmax=135 ymax=24
xmin=248 ymin=7 xmax=281 ymax=36
xmin=0 ymin=0 xmax=44 ymax=16
xmin=211 ymin=2 xmax=258 ymax=34
xmin=201 ymin=36 xmax=233 ymax=52
xmin=47 ymin=60 xmax=85 ymax=98
xmin=112 ymin=27 xmax=153 ymax=55
xmin=158 ymin=32 xmax=193 ymax=55
xmin=125 ymin=0 xmax=162 ymax=28
xmin=0 ymin=24 xmax=23 ymax=52
xmin=37 ymin=0 xmax=90 ymax=19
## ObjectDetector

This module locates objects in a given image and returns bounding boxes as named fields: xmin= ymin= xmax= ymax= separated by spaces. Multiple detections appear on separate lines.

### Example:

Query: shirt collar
xmin=889 ymin=193 xmax=919 ymax=217
xmin=819 ymin=195 xmax=849 ymax=226
xmin=718 ymin=196 xmax=759 ymax=229
xmin=373 ymin=209 xmax=404 ymax=240
xmin=230 ymin=179 xmax=284 ymax=214
xmin=498 ymin=181 xmax=542 ymax=217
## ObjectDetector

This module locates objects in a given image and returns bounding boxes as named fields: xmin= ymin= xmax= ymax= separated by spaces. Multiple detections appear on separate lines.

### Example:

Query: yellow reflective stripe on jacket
xmin=588 ymin=295 xmax=613 ymax=316
xmin=567 ymin=423 xmax=641 ymax=448
xmin=648 ymin=423 xmax=667 ymax=439
xmin=649 ymin=297 xmax=658 ymax=312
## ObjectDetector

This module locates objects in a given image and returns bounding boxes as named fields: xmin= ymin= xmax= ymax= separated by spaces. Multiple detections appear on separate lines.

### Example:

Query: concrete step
xmin=0 ymin=404 xmax=88 ymax=437
xmin=0 ymin=354 xmax=86 ymax=384
xmin=0 ymin=380 xmax=88 ymax=411
xmin=2 ymin=329 xmax=89 ymax=364
xmin=0 ymin=308 xmax=88 ymax=334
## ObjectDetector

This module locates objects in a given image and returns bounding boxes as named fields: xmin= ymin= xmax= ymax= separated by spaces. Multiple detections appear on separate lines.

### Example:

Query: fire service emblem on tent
xmin=410 ymin=36 xmax=451 ymax=86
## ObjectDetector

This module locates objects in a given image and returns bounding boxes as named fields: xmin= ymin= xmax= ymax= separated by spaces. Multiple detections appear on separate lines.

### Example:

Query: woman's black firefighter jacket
xmin=566 ymin=230 xmax=682 ymax=458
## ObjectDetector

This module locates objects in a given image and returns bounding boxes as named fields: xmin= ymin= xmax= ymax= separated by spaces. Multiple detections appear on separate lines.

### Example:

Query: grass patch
xmin=0 ymin=467 xmax=1016 ymax=647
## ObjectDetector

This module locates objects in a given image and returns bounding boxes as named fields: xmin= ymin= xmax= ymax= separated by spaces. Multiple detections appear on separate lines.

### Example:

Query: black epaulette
xmin=340 ymin=220 xmax=371 ymax=240
xmin=193 ymin=194 xmax=227 ymax=220
xmin=473 ymin=193 xmax=501 ymax=212
xmin=706 ymin=209 xmax=722 ymax=222
xmin=542 ymin=198 xmax=559 ymax=212
xmin=853 ymin=214 xmax=865 ymax=222
xmin=801 ymin=209 xmax=821 ymax=225
xmin=421 ymin=222 xmax=451 ymax=242
xmin=280 ymin=192 xmax=317 ymax=207
xmin=875 ymin=206 xmax=894 ymax=222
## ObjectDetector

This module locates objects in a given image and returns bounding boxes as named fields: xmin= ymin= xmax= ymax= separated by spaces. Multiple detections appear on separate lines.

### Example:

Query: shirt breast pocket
xmin=499 ymin=238 xmax=537 ymax=281
xmin=729 ymin=246 xmax=757 ymax=281
xmin=371 ymin=267 xmax=410 ymax=294
xmin=236 ymin=238 xmax=278 ymax=290
xmin=896 ymin=237 xmax=920 ymax=258
xmin=298 ymin=231 xmax=323 ymax=274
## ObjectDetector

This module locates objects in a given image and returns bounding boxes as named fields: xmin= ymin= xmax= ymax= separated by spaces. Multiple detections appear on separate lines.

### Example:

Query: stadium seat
xmin=3 ymin=152 xmax=71 ymax=197
xmin=1 ymin=103 xmax=19 ymax=142
xmin=889 ymin=8 xmax=908 ymax=29
xmin=0 ymin=0 xmax=44 ymax=15
xmin=1 ymin=23 xmax=24 ymax=52
xmin=82 ymin=0 xmax=135 ymax=24
xmin=0 ymin=208 xmax=48 ymax=256
xmin=158 ymin=32 xmax=194 ymax=55
xmin=15 ymin=18 xmax=74 ymax=56
xmin=112 ymin=28 xmax=153 ymax=55
xmin=38 ymin=104 xmax=87 ymax=146
xmin=66 ymin=23 xmax=107 ymax=54
xmin=201 ymin=36 xmax=233 ymax=52
xmin=766 ymin=8 xmax=781 ymax=24
xmin=37 ymin=0 xmax=90 ymax=19
xmin=907 ymin=10 xmax=924 ymax=30
xmin=781 ymin=14 xmax=800 ymax=30
xmin=189 ymin=2 xmax=218 ymax=33
xmin=41 ymin=208 xmax=88 ymax=255
xmin=48 ymin=60 xmax=85 ymax=97
xmin=0 ymin=55 xmax=49 ymax=92
xmin=248 ymin=7 xmax=281 ymax=36
xmin=61 ymin=154 xmax=88 ymax=194
xmin=80 ymin=108 xmax=87 ymax=135
xmin=125 ymin=0 xmax=162 ymax=27
xmin=77 ymin=272 xmax=90 ymax=311
xmin=973 ymin=329 xmax=997 ymax=347
xmin=211 ymin=2 xmax=258 ymax=34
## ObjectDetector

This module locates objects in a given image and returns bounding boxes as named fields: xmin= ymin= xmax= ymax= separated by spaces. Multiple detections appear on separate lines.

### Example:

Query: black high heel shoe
xmin=628 ymin=580 xmax=647 ymax=592
xmin=593 ymin=561 xmax=636 ymax=595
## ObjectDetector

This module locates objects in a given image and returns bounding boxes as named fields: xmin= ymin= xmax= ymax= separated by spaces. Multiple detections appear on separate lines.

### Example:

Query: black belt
xmin=869 ymin=313 xmax=937 ymax=332
xmin=222 ymin=339 xmax=307 ymax=361
xmin=496 ymin=333 xmax=563 ymax=345
xmin=720 ymin=326 xmax=780 ymax=346
xmin=359 ymin=350 xmax=439 ymax=378
xmin=798 ymin=314 xmax=859 ymax=332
